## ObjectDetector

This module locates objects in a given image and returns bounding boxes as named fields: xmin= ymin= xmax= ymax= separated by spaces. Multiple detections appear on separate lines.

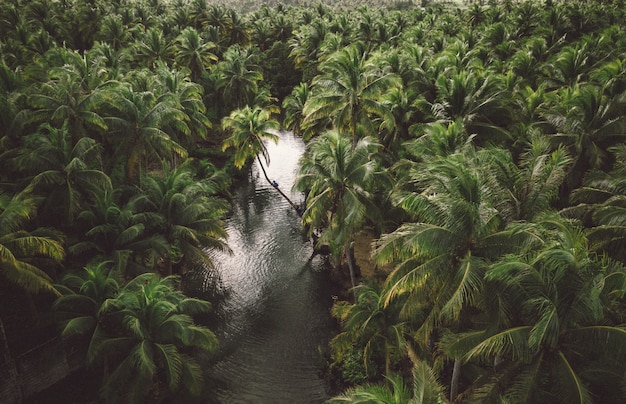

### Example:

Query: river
xmin=195 ymin=131 xmax=338 ymax=403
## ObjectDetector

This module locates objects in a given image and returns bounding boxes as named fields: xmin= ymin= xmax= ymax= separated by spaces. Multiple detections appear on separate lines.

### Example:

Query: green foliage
xmin=3 ymin=0 xmax=626 ymax=402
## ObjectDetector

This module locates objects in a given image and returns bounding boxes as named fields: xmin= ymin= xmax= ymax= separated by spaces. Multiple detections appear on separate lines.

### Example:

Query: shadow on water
xmin=187 ymin=132 xmax=339 ymax=404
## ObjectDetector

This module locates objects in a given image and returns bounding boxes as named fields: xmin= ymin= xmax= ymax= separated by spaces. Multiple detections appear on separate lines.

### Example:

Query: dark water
xmin=199 ymin=131 xmax=337 ymax=403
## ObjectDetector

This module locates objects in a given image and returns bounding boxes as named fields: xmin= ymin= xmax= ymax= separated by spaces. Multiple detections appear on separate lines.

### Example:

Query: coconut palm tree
xmin=328 ymin=362 xmax=447 ymax=404
xmin=27 ymin=48 xmax=110 ymax=146
xmin=104 ymin=84 xmax=188 ymax=186
xmin=215 ymin=45 xmax=263 ymax=110
xmin=221 ymin=105 xmax=299 ymax=213
xmin=71 ymin=187 xmax=168 ymax=278
xmin=303 ymin=41 xmax=401 ymax=148
xmin=87 ymin=273 xmax=218 ymax=402
xmin=0 ymin=191 xmax=64 ymax=295
xmin=294 ymin=130 xmax=388 ymax=288
xmin=173 ymin=26 xmax=218 ymax=81
xmin=53 ymin=260 xmax=120 ymax=354
xmin=14 ymin=123 xmax=111 ymax=227
xmin=132 ymin=27 xmax=174 ymax=69
xmin=444 ymin=215 xmax=626 ymax=403
xmin=331 ymin=283 xmax=407 ymax=378
xmin=542 ymin=84 xmax=626 ymax=193
xmin=375 ymin=148 xmax=537 ymax=401
xmin=141 ymin=163 xmax=230 ymax=275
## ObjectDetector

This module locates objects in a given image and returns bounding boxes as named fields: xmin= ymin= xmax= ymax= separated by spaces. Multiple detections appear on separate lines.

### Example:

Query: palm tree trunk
xmin=345 ymin=241 xmax=357 ymax=291
xmin=256 ymin=155 xmax=301 ymax=215
xmin=450 ymin=358 xmax=462 ymax=402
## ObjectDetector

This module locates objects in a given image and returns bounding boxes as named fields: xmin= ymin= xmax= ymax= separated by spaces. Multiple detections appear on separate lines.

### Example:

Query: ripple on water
xmin=197 ymin=132 xmax=337 ymax=403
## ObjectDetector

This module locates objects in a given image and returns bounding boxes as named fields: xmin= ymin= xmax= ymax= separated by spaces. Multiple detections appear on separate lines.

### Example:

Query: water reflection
xmin=198 ymin=132 xmax=337 ymax=403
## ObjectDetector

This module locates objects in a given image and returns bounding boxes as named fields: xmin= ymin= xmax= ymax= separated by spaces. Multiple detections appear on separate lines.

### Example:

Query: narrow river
xmin=196 ymin=131 xmax=337 ymax=403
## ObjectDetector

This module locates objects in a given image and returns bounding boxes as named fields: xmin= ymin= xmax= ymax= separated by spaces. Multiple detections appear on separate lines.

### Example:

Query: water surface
xmin=198 ymin=131 xmax=337 ymax=403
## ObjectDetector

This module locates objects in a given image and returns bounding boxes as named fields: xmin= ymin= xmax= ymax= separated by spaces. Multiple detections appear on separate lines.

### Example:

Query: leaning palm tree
xmin=222 ymin=105 xmax=299 ymax=213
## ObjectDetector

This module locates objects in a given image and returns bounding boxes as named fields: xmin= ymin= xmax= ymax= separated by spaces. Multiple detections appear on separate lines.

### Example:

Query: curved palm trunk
xmin=256 ymin=155 xmax=301 ymax=215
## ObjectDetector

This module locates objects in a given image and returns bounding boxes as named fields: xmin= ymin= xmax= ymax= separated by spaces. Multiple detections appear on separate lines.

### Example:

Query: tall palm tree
xmin=15 ymin=123 xmax=111 ymax=226
xmin=53 ymin=260 xmax=119 ymax=354
xmin=154 ymin=62 xmax=212 ymax=149
xmin=221 ymin=105 xmax=299 ymax=212
xmin=294 ymin=130 xmax=388 ymax=288
xmin=303 ymin=42 xmax=401 ymax=148
xmin=28 ymin=48 xmax=110 ymax=146
xmin=543 ymin=84 xmax=626 ymax=192
xmin=215 ymin=45 xmax=263 ymax=110
xmin=132 ymin=27 xmax=174 ymax=68
xmin=328 ymin=363 xmax=447 ymax=404
xmin=282 ymin=82 xmax=311 ymax=138
xmin=331 ymin=283 xmax=407 ymax=377
xmin=71 ymin=188 xmax=168 ymax=278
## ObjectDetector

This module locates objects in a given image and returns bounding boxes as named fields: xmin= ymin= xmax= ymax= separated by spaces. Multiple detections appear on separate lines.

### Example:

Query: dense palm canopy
xmin=3 ymin=0 xmax=626 ymax=403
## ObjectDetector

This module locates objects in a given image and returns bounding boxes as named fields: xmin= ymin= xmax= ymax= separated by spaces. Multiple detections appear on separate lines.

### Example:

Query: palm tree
xmin=215 ymin=45 xmax=263 ymax=110
xmin=331 ymin=283 xmax=407 ymax=377
xmin=569 ymin=144 xmax=626 ymax=264
xmin=53 ymin=260 xmax=120 ymax=354
xmin=104 ymin=85 xmax=188 ymax=185
xmin=328 ymin=363 xmax=447 ymax=404
xmin=71 ymin=188 xmax=168 ymax=278
xmin=444 ymin=215 xmax=626 ymax=403
xmin=142 ymin=163 xmax=230 ymax=275
xmin=154 ymin=62 xmax=212 ymax=149
xmin=28 ymin=48 xmax=110 ymax=146
xmin=282 ymin=82 xmax=310 ymax=138
xmin=221 ymin=105 xmax=299 ymax=212
xmin=543 ymin=84 xmax=626 ymax=193
xmin=15 ymin=123 xmax=111 ymax=226
xmin=132 ymin=27 xmax=174 ymax=68
xmin=173 ymin=27 xmax=218 ymax=81
xmin=87 ymin=273 xmax=218 ymax=402
xmin=294 ymin=131 xmax=388 ymax=288
xmin=0 ymin=191 xmax=64 ymax=295
xmin=303 ymin=42 xmax=401 ymax=148
xmin=374 ymin=148 xmax=537 ymax=401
